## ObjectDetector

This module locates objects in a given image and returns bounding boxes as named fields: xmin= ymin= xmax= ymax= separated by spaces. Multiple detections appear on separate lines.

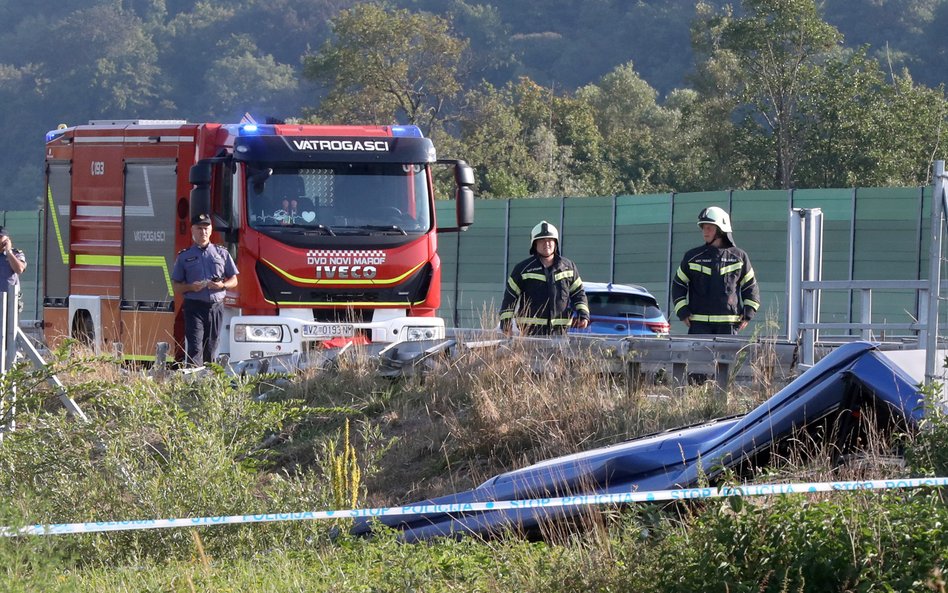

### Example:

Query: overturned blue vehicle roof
xmin=353 ymin=342 xmax=926 ymax=542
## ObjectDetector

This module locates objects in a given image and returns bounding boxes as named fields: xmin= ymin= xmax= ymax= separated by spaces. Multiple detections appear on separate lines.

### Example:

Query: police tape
xmin=5 ymin=476 xmax=948 ymax=537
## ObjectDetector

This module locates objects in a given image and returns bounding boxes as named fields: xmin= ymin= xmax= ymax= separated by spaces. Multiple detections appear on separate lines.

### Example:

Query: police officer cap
xmin=191 ymin=213 xmax=212 ymax=226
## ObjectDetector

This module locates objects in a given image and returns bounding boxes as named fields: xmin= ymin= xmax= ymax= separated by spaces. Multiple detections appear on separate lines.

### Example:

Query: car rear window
xmin=587 ymin=292 xmax=662 ymax=319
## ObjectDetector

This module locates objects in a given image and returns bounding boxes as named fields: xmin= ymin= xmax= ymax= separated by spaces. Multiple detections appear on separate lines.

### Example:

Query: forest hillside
xmin=2 ymin=0 xmax=947 ymax=208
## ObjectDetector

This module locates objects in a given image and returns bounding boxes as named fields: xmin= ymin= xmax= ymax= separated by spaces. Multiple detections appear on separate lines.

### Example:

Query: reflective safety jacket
xmin=500 ymin=255 xmax=589 ymax=335
xmin=671 ymin=243 xmax=760 ymax=326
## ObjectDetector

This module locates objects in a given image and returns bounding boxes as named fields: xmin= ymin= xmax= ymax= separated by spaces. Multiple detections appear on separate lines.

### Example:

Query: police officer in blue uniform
xmin=0 ymin=227 xmax=27 ymax=313
xmin=172 ymin=213 xmax=238 ymax=366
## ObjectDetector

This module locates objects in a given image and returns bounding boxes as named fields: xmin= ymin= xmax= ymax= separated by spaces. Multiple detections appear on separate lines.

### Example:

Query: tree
xmin=692 ymin=0 xmax=842 ymax=188
xmin=301 ymin=2 xmax=468 ymax=133
xmin=447 ymin=82 xmax=535 ymax=198
xmin=200 ymin=34 xmax=299 ymax=121
xmin=37 ymin=4 xmax=164 ymax=115
xmin=576 ymin=62 xmax=683 ymax=194
xmin=792 ymin=51 xmax=876 ymax=187
xmin=0 ymin=4 xmax=165 ymax=208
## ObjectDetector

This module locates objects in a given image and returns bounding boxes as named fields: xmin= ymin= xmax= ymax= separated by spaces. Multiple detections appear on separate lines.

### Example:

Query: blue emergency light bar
xmin=45 ymin=128 xmax=68 ymax=143
xmin=391 ymin=125 xmax=423 ymax=138
xmin=238 ymin=123 xmax=275 ymax=136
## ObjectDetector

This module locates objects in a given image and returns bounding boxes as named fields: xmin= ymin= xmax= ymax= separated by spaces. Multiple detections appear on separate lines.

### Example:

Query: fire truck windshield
xmin=247 ymin=163 xmax=431 ymax=238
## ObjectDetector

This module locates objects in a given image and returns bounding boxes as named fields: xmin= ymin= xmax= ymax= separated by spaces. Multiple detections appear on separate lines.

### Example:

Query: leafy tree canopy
xmin=0 ymin=0 xmax=945 ymax=208
xmin=301 ymin=3 xmax=468 ymax=132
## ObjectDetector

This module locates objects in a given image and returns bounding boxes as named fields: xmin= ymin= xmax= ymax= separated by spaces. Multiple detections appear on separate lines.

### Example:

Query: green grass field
xmin=1 ymin=342 xmax=947 ymax=592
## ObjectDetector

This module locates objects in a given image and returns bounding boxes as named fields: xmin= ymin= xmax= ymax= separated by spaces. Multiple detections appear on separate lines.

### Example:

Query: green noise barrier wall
xmin=437 ymin=186 xmax=931 ymax=336
xmin=5 ymin=184 xmax=935 ymax=337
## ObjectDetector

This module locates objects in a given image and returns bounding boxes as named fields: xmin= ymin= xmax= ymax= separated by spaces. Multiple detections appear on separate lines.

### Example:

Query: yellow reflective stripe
xmin=507 ymin=277 xmax=522 ymax=295
xmin=75 ymin=254 xmax=120 ymax=266
xmin=674 ymin=299 xmax=688 ymax=313
xmin=499 ymin=311 xmax=515 ymax=321
xmin=521 ymin=273 xmax=546 ymax=282
xmin=47 ymin=185 xmax=68 ymax=265
xmin=720 ymin=262 xmax=742 ymax=275
xmin=75 ymin=254 xmax=173 ymax=296
xmin=262 ymin=258 xmax=424 ymax=286
xmin=744 ymin=299 xmax=760 ymax=310
xmin=688 ymin=263 xmax=711 ymax=275
xmin=517 ymin=317 xmax=574 ymax=327
xmin=568 ymin=278 xmax=583 ymax=292
xmin=574 ymin=303 xmax=589 ymax=313
xmin=676 ymin=267 xmax=689 ymax=283
xmin=553 ymin=270 xmax=574 ymax=282
xmin=741 ymin=269 xmax=756 ymax=285
xmin=690 ymin=314 xmax=742 ymax=323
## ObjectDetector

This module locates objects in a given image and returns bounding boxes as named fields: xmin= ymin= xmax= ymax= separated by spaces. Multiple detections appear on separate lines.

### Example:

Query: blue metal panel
xmin=352 ymin=342 xmax=922 ymax=541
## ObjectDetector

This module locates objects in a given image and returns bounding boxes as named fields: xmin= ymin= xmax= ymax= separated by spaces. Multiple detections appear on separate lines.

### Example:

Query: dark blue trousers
xmin=183 ymin=299 xmax=223 ymax=366
xmin=688 ymin=320 xmax=740 ymax=335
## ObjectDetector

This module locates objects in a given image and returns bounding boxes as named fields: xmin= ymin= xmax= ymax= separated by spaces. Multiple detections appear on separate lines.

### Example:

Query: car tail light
xmin=646 ymin=321 xmax=670 ymax=335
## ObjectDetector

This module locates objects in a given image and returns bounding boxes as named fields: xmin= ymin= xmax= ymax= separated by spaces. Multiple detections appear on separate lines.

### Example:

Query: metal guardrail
xmin=93 ymin=327 xmax=797 ymax=390
xmin=788 ymin=208 xmax=948 ymax=368
xmin=212 ymin=331 xmax=799 ymax=393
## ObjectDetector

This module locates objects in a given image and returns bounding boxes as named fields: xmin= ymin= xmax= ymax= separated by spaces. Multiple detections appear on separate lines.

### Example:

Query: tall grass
xmin=0 ymin=341 xmax=945 ymax=591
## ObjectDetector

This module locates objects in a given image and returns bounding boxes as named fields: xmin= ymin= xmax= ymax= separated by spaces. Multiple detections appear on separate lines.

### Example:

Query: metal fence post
xmin=925 ymin=161 xmax=946 ymax=385
xmin=0 ymin=291 xmax=6 ymax=376
xmin=800 ymin=208 xmax=823 ymax=367
xmin=860 ymin=289 xmax=872 ymax=341
xmin=610 ymin=194 xmax=617 ymax=284
xmin=1 ymin=283 xmax=18 ymax=440
xmin=787 ymin=209 xmax=803 ymax=342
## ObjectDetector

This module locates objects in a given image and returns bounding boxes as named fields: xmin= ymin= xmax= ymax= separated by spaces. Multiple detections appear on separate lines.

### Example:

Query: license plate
xmin=303 ymin=324 xmax=355 ymax=339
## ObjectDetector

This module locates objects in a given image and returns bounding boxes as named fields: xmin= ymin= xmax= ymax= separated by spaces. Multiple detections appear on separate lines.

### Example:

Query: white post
xmin=0 ymin=291 xmax=5 ymax=376
xmin=787 ymin=209 xmax=803 ymax=342
xmin=1 ymin=284 xmax=18 ymax=439
xmin=925 ymin=161 xmax=946 ymax=385
xmin=799 ymin=209 xmax=823 ymax=367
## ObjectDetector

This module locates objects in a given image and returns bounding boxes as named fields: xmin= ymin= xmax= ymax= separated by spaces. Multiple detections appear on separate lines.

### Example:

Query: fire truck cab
xmin=43 ymin=120 xmax=474 ymax=362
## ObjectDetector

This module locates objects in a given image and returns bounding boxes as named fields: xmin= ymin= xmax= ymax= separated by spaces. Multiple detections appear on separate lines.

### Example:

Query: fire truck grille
xmin=256 ymin=262 xmax=433 ymax=309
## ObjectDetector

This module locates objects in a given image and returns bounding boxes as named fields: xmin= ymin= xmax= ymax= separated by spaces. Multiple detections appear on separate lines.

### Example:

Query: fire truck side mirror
xmin=190 ymin=187 xmax=210 ymax=222
xmin=435 ymin=159 xmax=475 ymax=232
xmin=189 ymin=162 xmax=212 ymax=186
xmin=454 ymin=160 xmax=475 ymax=187
xmin=454 ymin=161 xmax=474 ymax=229
xmin=456 ymin=186 xmax=474 ymax=230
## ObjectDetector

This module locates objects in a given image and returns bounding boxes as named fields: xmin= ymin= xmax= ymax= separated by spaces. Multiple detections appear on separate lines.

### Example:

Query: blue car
xmin=572 ymin=281 xmax=670 ymax=336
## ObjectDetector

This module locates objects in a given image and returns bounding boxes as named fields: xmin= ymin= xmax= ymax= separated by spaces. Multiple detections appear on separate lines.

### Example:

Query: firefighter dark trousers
xmin=688 ymin=320 xmax=740 ymax=335
xmin=184 ymin=299 xmax=223 ymax=366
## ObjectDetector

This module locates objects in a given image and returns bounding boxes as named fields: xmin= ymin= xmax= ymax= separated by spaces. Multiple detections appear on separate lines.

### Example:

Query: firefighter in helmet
xmin=671 ymin=206 xmax=760 ymax=335
xmin=499 ymin=221 xmax=589 ymax=336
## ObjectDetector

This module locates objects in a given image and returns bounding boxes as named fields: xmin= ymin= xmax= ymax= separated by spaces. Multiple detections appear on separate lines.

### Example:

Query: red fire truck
xmin=43 ymin=120 xmax=474 ymax=362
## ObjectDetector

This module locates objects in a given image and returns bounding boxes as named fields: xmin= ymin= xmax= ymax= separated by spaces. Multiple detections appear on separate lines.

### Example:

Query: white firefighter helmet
xmin=530 ymin=220 xmax=559 ymax=254
xmin=697 ymin=206 xmax=732 ymax=233
xmin=697 ymin=206 xmax=735 ymax=246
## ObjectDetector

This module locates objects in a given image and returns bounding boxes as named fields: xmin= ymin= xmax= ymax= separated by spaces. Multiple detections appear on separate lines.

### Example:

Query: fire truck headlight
xmin=406 ymin=326 xmax=441 ymax=341
xmin=234 ymin=324 xmax=284 ymax=342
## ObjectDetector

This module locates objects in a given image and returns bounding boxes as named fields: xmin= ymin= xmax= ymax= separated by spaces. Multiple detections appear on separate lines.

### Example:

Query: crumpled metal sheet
xmin=351 ymin=341 xmax=923 ymax=542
